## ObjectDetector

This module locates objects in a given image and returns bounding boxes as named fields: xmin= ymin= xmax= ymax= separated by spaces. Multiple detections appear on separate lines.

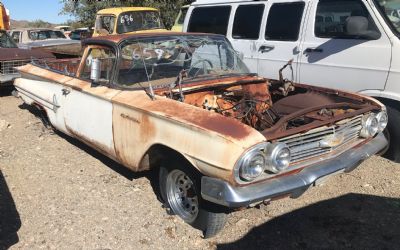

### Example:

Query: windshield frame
xmin=372 ymin=0 xmax=400 ymax=38
xmin=115 ymin=34 xmax=250 ymax=90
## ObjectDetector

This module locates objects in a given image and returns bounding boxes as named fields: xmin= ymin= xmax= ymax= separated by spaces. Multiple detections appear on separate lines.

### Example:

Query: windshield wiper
xmin=169 ymin=69 xmax=187 ymax=101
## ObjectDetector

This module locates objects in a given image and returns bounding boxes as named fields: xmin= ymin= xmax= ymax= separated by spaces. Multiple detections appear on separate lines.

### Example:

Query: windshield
xmin=374 ymin=0 xmax=400 ymax=34
xmin=116 ymin=11 xmax=163 ymax=34
xmin=0 ymin=31 xmax=18 ymax=48
xmin=117 ymin=35 xmax=249 ymax=88
xmin=28 ymin=30 xmax=66 ymax=41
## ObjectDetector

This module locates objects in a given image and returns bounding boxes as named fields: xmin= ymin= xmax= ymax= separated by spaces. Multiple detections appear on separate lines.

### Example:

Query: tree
xmin=30 ymin=19 xmax=53 ymax=28
xmin=60 ymin=0 xmax=194 ymax=29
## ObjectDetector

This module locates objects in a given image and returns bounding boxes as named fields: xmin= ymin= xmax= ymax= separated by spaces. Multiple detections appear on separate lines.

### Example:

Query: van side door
xmin=298 ymin=0 xmax=391 ymax=92
xmin=256 ymin=0 xmax=309 ymax=81
xmin=229 ymin=3 xmax=266 ymax=72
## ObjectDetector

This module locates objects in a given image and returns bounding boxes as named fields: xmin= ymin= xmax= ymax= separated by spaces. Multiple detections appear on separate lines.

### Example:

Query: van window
xmin=188 ymin=6 xmax=231 ymax=35
xmin=315 ymin=0 xmax=381 ymax=40
xmin=232 ymin=5 xmax=264 ymax=39
xmin=265 ymin=2 xmax=305 ymax=41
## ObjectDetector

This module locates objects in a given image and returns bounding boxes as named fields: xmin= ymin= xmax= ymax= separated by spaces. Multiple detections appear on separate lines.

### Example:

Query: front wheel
xmin=383 ymin=106 xmax=400 ymax=163
xmin=159 ymin=163 xmax=227 ymax=238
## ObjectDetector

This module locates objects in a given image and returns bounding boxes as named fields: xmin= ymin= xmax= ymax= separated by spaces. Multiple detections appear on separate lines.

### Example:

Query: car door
xmin=256 ymin=0 xmax=309 ymax=81
xmin=298 ymin=0 xmax=391 ymax=92
xmin=63 ymin=46 xmax=118 ymax=157
xmin=228 ymin=3 xmax=266 ymax=72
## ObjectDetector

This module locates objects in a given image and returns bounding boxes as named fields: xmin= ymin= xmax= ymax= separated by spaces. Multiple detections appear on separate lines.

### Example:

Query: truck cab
xmin=183 ymin=0 xmax=400 ymax=162
xmin=0 ymin=2 xmax=10 ymax=30
xmin=93 ymin=7 xmax=167 ymax=37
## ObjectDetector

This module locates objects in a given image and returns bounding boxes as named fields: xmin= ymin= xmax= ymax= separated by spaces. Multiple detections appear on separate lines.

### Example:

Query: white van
xmin=183 ymin=0 xmax=400 ymax=162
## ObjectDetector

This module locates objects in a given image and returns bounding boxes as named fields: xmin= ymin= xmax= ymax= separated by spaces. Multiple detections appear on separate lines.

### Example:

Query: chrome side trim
xmin=201 ymin=133 xmax=387 ymax=207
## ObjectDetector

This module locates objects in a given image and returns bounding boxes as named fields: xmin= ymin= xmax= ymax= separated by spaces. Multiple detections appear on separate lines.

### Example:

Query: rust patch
xmin=112 ymin=91 xmax=263 ymax=143
xmin=113 ymin=104 xmax=157 ymax=171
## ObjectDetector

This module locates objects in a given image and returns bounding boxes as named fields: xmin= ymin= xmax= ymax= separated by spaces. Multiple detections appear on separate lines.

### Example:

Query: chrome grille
xmin=0 ymin=60 xmax=30 ymax=75
xmin=279 ymin=115 xmax=363 ymax=163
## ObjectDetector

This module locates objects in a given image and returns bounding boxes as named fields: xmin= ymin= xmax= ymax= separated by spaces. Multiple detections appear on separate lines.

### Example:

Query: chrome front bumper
xmin=201 ymin=133 xmax=387 ymax=208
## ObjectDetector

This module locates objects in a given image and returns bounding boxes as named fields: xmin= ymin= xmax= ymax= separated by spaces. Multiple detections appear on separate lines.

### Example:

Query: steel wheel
xmin=166 ymin=169 xmax=199 ymax=223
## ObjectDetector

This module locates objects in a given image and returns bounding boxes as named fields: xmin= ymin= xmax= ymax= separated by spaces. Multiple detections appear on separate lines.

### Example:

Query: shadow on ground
xmin=218 ymin=193 xmax=400 ymax=249
xmin=0 ymin=171 xmax=21 ymax=249
xmin=0 ymin=86 xmax=14 ymax=97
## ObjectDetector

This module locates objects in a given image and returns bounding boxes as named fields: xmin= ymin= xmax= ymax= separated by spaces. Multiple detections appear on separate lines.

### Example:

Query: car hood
xmin=0 ymin=48 xmax=55 ymax=61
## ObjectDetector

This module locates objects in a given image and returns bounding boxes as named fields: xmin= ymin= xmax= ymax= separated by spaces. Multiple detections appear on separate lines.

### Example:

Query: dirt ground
xmin=0 ymin=86 xmax=399 ymax=250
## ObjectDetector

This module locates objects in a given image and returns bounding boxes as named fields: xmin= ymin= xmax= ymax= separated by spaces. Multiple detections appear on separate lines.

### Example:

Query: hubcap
xmin=166 ymin=169 xmax=199 ymax=223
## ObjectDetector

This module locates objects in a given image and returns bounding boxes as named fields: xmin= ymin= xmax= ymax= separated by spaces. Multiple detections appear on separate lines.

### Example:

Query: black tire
xmin=159 ymin=162 xmax=227 ymax=238
xmin=383 ymin=105 xmax=400 ymax=163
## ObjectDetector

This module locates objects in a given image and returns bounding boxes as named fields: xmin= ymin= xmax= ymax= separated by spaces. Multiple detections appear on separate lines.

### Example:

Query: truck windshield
xmin=374 ymin=0 xmax=400 ymax=34
xmin=116 ymin=11 xmax=163 ymax=34
xmin=117 ymin=35 xmax=249 ymax=88
xmin=0 ymin=30 xmax=17 ymax=48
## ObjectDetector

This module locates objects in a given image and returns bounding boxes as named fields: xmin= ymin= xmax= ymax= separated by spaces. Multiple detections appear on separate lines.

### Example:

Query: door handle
xmin=305 ymin=47 xmax=323 ymax=53
xmin=259 ymin=45 xmax=275 ymax=53
xmin=62 ymin=88 xmax=71 ymax=96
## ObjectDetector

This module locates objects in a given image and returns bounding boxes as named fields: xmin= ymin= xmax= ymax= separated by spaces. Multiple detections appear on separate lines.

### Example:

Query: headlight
xmin=239 ymin=153 xmax=265 ymax=181
xmin=235 ymin=142 xmax=291 ymax=183
xmin=265 ymin=143 xmax=291 ymax=174
xmin=376 ymin=111 xmax=388 ymax=132
xmin=360 ymin=113 xmax=379 ymax=138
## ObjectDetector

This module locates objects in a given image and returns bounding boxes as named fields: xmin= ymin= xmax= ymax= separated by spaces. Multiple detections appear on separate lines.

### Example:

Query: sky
xmin=2 ymin=0 xmax=73 ymax=24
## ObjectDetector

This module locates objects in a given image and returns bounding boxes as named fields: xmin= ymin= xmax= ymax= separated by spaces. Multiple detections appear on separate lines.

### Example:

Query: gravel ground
xmin=0 ymin=87 xmax=399 ymax=249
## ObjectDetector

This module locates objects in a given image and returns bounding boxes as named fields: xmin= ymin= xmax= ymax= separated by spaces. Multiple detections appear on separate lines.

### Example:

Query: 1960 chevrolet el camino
xmin=13 ymin=32 xmax=388 ymax=238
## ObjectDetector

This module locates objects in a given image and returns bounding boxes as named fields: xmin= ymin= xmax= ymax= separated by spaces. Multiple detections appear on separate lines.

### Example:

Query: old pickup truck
xmin=13 ymin=32 xmax=388 ymax=238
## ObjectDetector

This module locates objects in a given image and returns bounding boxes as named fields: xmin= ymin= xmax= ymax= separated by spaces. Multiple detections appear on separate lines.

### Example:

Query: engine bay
xmin=159 ymin=76 xmax=379 ymax=138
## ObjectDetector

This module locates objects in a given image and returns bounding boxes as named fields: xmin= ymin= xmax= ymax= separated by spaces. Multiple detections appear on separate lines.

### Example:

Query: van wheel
xmin=383 ymin=106 xmax=400 ymax=163
xmin=159 ymin=163 xmax=227 ymax=238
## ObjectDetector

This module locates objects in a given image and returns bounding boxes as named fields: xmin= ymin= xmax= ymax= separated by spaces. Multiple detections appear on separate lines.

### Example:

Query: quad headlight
xmin=360 ymin=111 xmax=387 ymax=138
xmin=265 ymin=143 xmax=291 ymax=174
xmin=376 ymin=111 xmax=388 ymax=132
xmin=236 ymin=142 xmax=291 ymax=182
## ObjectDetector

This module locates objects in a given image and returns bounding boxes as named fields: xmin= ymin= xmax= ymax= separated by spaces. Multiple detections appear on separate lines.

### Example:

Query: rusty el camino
xmin=13 ymin=32 xmax=388 ymax=238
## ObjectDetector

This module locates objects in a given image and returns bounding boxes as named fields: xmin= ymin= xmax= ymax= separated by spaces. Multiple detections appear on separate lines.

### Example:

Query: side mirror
xmin=90 ymin=58 xmax=101 ymax=84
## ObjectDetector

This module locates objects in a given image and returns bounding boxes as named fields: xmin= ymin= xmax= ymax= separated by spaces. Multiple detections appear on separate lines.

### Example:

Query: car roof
xmin=82 ymin=31 xmax=225 ymax=46
xmin=96 ymin=7 xmax=159 ymax=15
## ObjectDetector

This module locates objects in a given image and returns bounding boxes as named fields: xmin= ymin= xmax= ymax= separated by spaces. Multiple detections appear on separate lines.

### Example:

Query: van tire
xmin=159 ymin=163 xmax=227 ymax=238
xmin=383 ymin=105 xmax=400 ymax=163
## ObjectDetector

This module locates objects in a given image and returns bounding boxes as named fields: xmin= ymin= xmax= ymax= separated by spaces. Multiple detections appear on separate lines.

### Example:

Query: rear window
xmin=232 ymin=4 xmax=265 ymax=39
xmin=265 ymin=2 xmax=305 ymax=41
xmin=188 ymin=6 xmax=231 ymax=35
xmin=28 ymin=30 xmax=66 ymax=40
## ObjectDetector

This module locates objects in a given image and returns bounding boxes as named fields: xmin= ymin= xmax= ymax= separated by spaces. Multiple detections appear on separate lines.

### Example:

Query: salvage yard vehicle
xmin=9 ymin=28 xmax=81 ymax=58
xmin=13 ymin=32 xmax=388 ymax=238
xmin=0 ymin=30 xmax=54 ymax=86
xmin=184 ymin=0 xmax=400 ymax=162
xmin=93 ymin=7 xmax=166 ymax=37
xmin=0 ymin=2 xmax=10 ymax=30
